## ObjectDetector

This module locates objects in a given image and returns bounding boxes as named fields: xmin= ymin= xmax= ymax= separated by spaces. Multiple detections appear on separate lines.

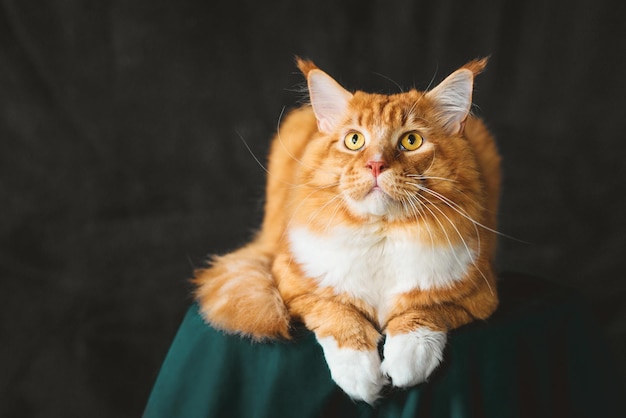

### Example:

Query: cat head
xmin=294 ymin=58 xmax=489 ymax=232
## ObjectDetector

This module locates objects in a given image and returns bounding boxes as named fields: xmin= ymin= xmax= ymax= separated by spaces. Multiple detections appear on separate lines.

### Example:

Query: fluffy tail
xmin=193 ymin=242 xmax=291 ymax=340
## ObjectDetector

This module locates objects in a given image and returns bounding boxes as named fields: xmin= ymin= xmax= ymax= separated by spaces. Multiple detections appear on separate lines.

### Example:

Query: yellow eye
xmin=399 ymin=132 xmax=423 ymax=151
xmin=344 ymin=131 xmax=365 ymax=151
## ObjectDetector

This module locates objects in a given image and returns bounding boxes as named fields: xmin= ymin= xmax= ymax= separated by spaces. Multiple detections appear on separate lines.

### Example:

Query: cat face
xmin=333 ymin=90 xmax=472 ymax=220
xmin=295 ymin=59 xmax=486 ymax=234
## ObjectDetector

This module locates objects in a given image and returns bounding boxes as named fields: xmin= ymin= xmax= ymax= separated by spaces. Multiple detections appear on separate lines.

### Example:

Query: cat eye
xmin=344 ymin=131 xmax=365 ymax=151
xmin=398 ymin=132 xmax=424 ymax=151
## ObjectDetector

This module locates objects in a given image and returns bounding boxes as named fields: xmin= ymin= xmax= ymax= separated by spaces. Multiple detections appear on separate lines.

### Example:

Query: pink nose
xmin=366 ymin=160 xmax=387 ymax=178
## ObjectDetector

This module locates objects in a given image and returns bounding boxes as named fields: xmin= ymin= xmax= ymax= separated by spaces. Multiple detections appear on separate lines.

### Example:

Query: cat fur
xmin=194 ymin=57 xmax=500 ymax=403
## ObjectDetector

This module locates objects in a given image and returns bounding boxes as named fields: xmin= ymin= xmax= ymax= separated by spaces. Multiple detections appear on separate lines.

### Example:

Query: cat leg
xmin=194 ymin=242 xmax=290 ymax=340
xmin=317 ymin=335 xmax=387 ymax=405
xmin=380 ymin=325 xmax=447 ymax=388
xmin=273 ymin=253 xmax=387 ymax=403
xmin=289 ymin=295 xmax=387 ymax=404
xmin=380 ymin=306 xmax=465 ymax=388
xmin=380 ymin=301 xmax=481 ymax=387
xmin=381 ymin=268 xmax=498 ymax=387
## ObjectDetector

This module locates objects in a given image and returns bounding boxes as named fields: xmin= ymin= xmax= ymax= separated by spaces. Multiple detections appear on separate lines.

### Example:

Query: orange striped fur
xmin=194 ymin=58 xmax=500 ymax=402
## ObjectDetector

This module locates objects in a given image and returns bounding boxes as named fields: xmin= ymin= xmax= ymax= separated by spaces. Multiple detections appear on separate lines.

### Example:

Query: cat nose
xmin=366 ymin=160 xmax=387 ymax=178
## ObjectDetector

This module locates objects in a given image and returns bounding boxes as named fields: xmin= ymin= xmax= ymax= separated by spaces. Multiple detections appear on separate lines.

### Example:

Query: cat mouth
xmin=368 ymin=183 xmax=391 ymax=197
xmin=366 ymin=185 xmax=387 ymax=199
xmin=343 ymin=184 xmax=403 ymax=218
xmin=364 ymin=185 xmax=395 ymax=211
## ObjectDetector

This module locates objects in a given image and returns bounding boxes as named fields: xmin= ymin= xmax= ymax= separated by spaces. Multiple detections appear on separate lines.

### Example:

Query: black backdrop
xmin=1 ymin=1 xmax=625 ymax=417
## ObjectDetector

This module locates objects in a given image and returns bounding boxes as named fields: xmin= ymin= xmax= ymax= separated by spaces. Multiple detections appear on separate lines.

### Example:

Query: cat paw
xmin=317 ymin=336 xmax=388 ymax=404
xmin=380 ymin=328 xmax=447 ymax=388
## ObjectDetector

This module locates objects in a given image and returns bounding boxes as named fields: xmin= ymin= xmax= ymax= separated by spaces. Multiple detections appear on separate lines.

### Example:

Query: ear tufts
xmin=295 ymin=56 xmax=319 ymax=77
xmin=462 ymin=56 xmax=489 ymax=77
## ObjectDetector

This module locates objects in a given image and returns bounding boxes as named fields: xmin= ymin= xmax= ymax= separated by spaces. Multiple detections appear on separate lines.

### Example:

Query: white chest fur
xmin=288 ymin=225 xmax=474 ymax=323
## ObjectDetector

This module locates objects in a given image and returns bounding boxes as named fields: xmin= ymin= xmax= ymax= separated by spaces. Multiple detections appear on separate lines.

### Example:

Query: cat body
xmin=195 ymin=58 xmax=500 ymax=403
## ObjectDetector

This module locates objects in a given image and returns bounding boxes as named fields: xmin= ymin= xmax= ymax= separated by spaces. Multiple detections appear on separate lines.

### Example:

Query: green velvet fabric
xmin=144 ymin=273 xmax=622 ymax=418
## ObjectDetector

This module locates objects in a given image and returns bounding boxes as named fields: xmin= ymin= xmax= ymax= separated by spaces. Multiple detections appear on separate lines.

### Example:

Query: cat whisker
xmin=236 ymin=131 xmax=268 ymax=173
xmin=236 ymin=126 xmax=341 ymax=193
xmin=323 ymin=196 xmax=345 ymax=234
xmin=402 ymin=191 xmax=437 ymax=278
xmin=410 ymin=190 xmax=493 ymax=296
xmin=288 ymin=180 xmax=339 ymax=192
xmin=301 ymin=193 xmax=345 ymax=236
xmin=371 ymin=71 xmax=404 ymax=93
xmin=404 ymin=97 xmax=430 ymax=127
xmin=278 ymin=186 xmax=336 ymax=244
xmin=406 ymin=182 xmax=515 ymax=241
xmin=412 ymin=169 xmax=485 ymax=212
xmin=425 ymin=64 xmax=440 ymax=92
xmin=406 ymin=174 xmax=459 ymax=183
xmin=406 ymin=182 xmax=482 ymax=256
xmin=275 ymin=105 xmax=287 ymax=131
xmin=410 ymin=192 xmax=472 ymax=283
xmin=411 ymin=192 xmax=473 ymax=264
xmin=422 ymin=146 xmax=438 ymax=175
xmin=236 ymin=131 xmax=296 ymax=186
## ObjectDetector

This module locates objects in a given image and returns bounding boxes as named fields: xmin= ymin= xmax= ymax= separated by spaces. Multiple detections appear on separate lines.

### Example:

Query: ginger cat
xmin=194 ymin=57 xmax=500 ymax=403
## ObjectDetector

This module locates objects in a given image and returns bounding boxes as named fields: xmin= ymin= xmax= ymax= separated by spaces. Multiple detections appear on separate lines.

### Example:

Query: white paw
xmin=380 ymin=328 xmax=447 ymax=388
xmin=317 ymin=336 xmax=388 ymax=404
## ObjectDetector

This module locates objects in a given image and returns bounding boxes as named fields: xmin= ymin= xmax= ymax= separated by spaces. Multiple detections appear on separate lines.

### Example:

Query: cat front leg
xmin=380 ymin=326 xmax=447 ymax=388
xmin=316 ymin=334 xmax=387 ymax=404
xmin=380 ymin=301 xmax=477 ymax=387
xmin=381 ymin=269 xmax=498 ymax=388
xmin=274 ymin=254 xmax=388 ymax=403
xmin=287 ymin=293 xmax=387 ymax=404
xmin=304 ymin=302 xmax=387 ymax=404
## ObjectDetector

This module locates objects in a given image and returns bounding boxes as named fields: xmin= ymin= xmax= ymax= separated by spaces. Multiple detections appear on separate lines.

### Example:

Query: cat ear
xmin=297 ymin=58 xmax=353 ymax=133
xmin=426 ymin=58 xmax=487 ymax=135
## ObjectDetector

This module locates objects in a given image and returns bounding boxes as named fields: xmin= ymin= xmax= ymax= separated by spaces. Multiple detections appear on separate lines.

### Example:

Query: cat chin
xmin=346 ymin=189 xmax=401 ymax=219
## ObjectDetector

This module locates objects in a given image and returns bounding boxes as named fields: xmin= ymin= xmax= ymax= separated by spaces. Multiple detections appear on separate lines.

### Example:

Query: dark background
xmin=1 ymin=0 xmax=625 ymax=417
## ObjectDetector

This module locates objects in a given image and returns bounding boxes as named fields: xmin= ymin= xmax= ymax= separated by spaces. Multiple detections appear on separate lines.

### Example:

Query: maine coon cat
xmin=194 ymin=57 xmax=500 ymax=404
